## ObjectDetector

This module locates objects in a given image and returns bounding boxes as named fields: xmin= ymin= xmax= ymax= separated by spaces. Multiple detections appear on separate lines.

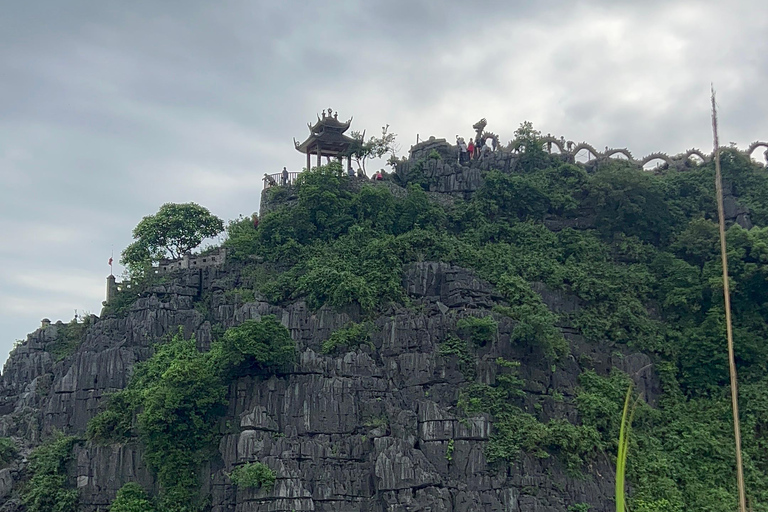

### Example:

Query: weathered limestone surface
xmin=0 ymin=258 xmax=655 ymax=512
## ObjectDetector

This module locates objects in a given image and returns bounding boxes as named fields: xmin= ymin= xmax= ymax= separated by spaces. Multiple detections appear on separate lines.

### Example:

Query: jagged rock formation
xmin=2 ymin=259 xmax=661 ymax=511
xmin=0 ymin=262 xmax=657 ymax=511
xmin=0 ymin=247 xmax=663 ymax=512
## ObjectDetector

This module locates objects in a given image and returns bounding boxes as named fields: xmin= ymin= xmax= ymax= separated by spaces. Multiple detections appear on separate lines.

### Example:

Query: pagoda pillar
xmin=317 ymin=144 xmax=322 ymax=167
xmin=306 ymin=151 xmax=311 ymax=172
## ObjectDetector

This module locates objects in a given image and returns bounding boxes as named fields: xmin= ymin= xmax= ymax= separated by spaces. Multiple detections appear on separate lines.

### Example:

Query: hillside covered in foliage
xmin=3 ymin=125 xmax=768 ymax=512
xmin=225 ymin=133 xmax=768 ymax=511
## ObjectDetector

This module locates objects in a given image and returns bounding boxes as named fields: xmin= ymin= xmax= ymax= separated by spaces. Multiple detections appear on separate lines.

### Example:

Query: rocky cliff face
xmin=0 ymin=259 xmax=658 ymax=512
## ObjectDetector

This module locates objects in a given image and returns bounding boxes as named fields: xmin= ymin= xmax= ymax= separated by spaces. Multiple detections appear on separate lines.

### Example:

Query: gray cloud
xmin=1 ymin=0 xmax=766 ymax=363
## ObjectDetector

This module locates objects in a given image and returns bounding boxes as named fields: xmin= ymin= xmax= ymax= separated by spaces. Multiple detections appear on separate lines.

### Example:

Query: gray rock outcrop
xmin=0 ymin=258 xmax=648 ymax=511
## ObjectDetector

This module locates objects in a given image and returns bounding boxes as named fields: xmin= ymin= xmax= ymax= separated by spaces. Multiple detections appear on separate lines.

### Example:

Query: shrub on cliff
xmin=456 ymin=315 xmax=498 ymax=346
xmin=214 ymin=316 xmax=296 ymax=377
xmin=0 ymin=437 xmax=17 ymax=468
xmin=321 ymin=321 xmax=374 ymax=354
xmin=110 ymin=482 xmax=156 ymax=512
xmin=86 ymin=389 xmax=139 ymax=442
xmin=22 ymin=433 xmax=79 ymax=512
xmin=228 ymin=462 xmax=276 ymax=490
xmin=136 ymin=335 xmax=227 ymax=510
xmin=493 ymin=273 xmax=567 ymax=362
xmin=46 ymin=317 xmax=88 ymax=361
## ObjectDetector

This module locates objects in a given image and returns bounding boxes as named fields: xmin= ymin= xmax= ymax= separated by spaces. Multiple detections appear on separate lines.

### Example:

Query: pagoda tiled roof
xmin=294 ymin=112 xmax=358 ymax=155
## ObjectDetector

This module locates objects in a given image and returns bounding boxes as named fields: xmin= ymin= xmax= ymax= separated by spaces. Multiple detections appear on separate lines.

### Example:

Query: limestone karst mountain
xmin=2 ymin=130 xmax=768 ymax=512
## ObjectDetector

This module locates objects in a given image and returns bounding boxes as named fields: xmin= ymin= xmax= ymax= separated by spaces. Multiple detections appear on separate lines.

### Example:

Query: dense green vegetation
xmin=88 ymin=317 xmax=294 ymax=511
xmin=21 ymin=433 xmax=79 ymax=512
xmin=91 ymin=122 xmax=768 ymax=510
xmin=220 ymin=131 xmax=768 ymax=510
xmin=217 ymin=317 xmax=296 ymax=377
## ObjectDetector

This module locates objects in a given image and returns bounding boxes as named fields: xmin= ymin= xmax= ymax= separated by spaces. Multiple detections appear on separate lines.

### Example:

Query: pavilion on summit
xmin=294 ymin=109 xmax=357 ymax=171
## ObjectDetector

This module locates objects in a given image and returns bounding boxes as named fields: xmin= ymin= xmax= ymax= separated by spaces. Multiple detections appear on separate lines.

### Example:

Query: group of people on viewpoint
xmin=272 ymin=127 xmax=498 ymax=191
xmin=456 ymin=135 xmax=490 ymax=165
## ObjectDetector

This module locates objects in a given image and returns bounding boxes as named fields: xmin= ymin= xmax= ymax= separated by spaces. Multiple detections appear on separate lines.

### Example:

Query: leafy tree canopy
xmin=121 ymin=202 xmax=224 ymax=273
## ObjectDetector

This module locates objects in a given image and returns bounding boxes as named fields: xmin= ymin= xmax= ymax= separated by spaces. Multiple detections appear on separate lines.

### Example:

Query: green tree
xmin=347 ymin=125 xmax=398 ymax=175
xmin=512 ymin=121 xmax=551 ymax=173
xmin=587 ymin=164 xmax=674 ymax=245
xmin=110 ymin=482 xmax=156 ymax=512
xmin=223 ymin=216 xmax=260 ymax=261
xmin=477 ymin=170 xmax=551 ymax=222
xmin=121 ymin=203 xmax=224 ymax=273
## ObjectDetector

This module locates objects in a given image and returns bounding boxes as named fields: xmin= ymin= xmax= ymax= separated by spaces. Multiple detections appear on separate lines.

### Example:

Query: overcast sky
xmin=1 ymin=1 xmax=766 ymax=366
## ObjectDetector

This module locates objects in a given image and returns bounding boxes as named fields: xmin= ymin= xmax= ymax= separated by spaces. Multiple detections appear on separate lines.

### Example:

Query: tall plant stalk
xmin=710 ymin=85 xmax=747 ymax=512
xmin=616 ymin=384 xmax=636 ymax=512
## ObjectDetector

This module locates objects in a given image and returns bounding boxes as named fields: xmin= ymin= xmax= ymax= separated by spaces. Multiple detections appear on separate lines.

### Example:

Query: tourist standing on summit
xmin=467 ymin=139 xmax=475 ymax=160
xmin=456 ymin=136 xmax=468 ymax=164
xmin=281 ymin=166 xmax=289 ymax=186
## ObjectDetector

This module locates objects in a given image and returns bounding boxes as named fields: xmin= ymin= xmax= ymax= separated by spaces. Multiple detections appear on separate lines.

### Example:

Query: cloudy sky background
xmin=1 ymin=0 xmax=767 ymax=365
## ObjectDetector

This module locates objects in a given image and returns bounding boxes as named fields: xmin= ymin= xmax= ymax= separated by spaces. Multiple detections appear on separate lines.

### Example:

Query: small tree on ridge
xmin=121 ymin=202 xmax=224 ymax=274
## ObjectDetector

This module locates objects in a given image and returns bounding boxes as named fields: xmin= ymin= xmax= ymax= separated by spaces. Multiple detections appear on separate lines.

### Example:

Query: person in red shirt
xmin=467 ymin=139 xmax=475 ymax=160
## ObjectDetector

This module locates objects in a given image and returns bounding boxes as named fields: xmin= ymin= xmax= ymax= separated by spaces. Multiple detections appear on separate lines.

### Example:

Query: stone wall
xmin=157 ymin=247 xmax=227 ymax=274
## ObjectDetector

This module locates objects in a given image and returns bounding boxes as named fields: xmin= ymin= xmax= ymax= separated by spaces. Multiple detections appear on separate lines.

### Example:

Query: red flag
xmin=108 ymin=257 xmax=113 ymax=266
